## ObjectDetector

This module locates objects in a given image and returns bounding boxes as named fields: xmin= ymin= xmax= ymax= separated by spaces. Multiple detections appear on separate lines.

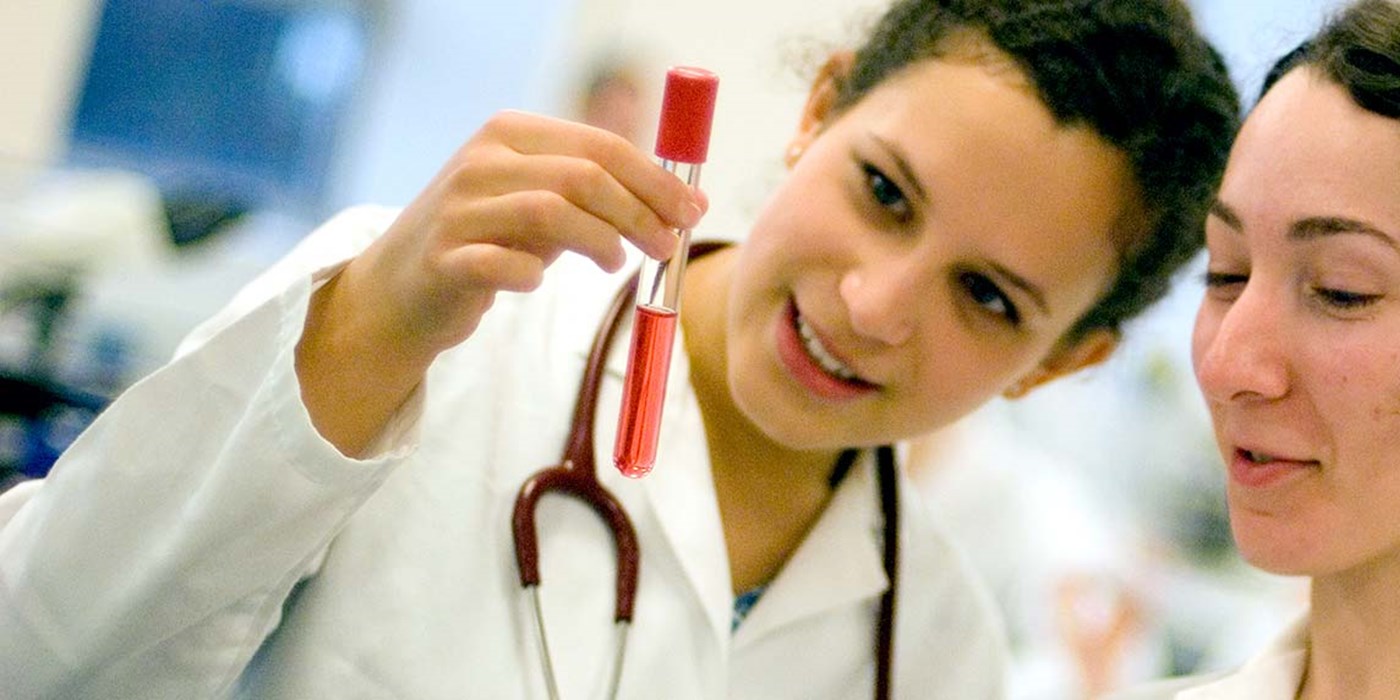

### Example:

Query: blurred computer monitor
xmin=65 ymin=0 xmax=373 ymax=216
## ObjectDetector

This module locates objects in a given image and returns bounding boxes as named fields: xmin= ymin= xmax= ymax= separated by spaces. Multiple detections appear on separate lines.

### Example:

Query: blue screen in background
xmin=68 ymin=0 xmax=370 ymax=215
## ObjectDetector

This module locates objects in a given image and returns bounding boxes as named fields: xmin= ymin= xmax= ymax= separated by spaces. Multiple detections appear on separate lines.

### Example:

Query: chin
xmin=739 ymin=402 xmax=826 ymax=448
xmin=1236 ymin=546 xmax=1317 ymax=577
xmin=731 ymin=386 xmax=845 ymax=451
xmin=1231 ymin=515 xmax=1328 ymax=577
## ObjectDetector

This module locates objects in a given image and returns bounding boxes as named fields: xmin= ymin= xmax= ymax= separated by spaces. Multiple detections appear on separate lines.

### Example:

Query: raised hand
xmin=296 ymin=111 xmax=705 ymax=455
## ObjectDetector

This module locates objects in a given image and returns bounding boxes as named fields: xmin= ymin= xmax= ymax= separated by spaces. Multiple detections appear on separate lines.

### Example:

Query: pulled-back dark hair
xmin=1259 ymin=0 xmax=1400 ymax=118
xmin=832 ymin=0 xmax=1241 ymax=343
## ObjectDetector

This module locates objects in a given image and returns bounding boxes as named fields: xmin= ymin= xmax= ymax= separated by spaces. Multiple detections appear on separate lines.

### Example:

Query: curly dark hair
xmin=1260 ymin=0 xmax=1400 ymax=118
xmin=832 ymin=0 xmax=1241 ymax=343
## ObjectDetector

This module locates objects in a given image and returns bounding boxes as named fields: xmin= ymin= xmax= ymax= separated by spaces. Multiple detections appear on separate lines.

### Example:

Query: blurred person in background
xmin=911 ymin=408 xmax=1163 ymax=699
xmin=574 ymin=52 xmax=650 ymax=148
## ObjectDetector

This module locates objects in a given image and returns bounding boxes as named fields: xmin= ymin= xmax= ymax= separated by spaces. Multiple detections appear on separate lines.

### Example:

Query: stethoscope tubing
xmin=511 ymin=264 xmax=642 ymax=700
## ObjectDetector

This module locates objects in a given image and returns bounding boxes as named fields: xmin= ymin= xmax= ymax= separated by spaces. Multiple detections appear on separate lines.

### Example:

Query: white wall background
xmin=1195 ymin=0 xmax=1351 ymax=105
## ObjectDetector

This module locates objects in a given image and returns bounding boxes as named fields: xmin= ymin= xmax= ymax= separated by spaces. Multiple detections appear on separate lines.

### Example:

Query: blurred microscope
xmin=0 ymin=167 xmax=256 ymax=488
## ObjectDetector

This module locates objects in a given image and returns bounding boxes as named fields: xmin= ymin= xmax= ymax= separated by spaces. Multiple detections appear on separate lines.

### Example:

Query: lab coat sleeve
xmin=0 ymin=206 xmax=418 ymax=699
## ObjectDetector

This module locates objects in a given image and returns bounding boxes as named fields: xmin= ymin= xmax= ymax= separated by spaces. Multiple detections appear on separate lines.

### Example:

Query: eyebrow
xmin=1210 ymin=198 xmax=1399 ymax=250
xmin=988 ymin=261 xmax=1050 ymax=316
xmin=1291 ymin=216 xmax=1399 ymax=249
xmin=1208 ymin=199 xmax=1243 ymax=231
xmin=869 ymin=134 xmax=930 ymax=204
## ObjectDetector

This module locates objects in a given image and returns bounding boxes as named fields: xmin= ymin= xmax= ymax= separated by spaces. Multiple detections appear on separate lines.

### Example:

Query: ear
xmin=1002 ymin=329 xmax=1119 ymax=399
xmin=786 ymin=51 xmax=854 ymax=166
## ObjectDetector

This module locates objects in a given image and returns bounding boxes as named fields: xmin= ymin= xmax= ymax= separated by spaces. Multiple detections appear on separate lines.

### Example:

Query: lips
xmin=1228 ymin=447 xmax=1319 ymax=488
xmin=774 ymin=299 xmax=878 ymax=400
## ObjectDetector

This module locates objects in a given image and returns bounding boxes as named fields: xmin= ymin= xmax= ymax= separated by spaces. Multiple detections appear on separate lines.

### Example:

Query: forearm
xmin=295 ymin=264 xmax=437 ymax=457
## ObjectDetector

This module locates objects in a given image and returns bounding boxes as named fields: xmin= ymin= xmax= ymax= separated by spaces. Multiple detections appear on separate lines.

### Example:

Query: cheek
xmin=908 ymin=337 xmax=1028 ymax=416
xmin=739 ymin=195 xmax=827 ymax=280
xmin=1319 ymin=342 xmax=1391 ymax=395
xmin=1368 ymin=348 xmax=1400 ymax=424
xmin=756 ymin=161 xmax=836 ymax=225
xmin=729 ymin=210 xmax=800 ymax=300
xmin=1304 ymin=343 xmax=1400 ymax=459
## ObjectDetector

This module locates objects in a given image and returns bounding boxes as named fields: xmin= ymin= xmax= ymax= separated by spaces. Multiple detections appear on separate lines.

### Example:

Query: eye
xmin=1311 ymin=286 xmax=1382 ymax=310
xmin=959 ymin=271 xmax=1021 ymax=325
xmin=862 ymin=163 xmax=912 ymax=222
xmin=1202 ymin=270 xmax=1247 ymax=301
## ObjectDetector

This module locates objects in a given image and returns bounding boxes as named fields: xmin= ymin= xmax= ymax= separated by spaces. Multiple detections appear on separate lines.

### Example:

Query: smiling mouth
xmin=785 ymin=302 xmax=880 ymax=392
xmin=795 ymin=314 xmax=861 ymax=381
xmin=775 ymin=300 xmax=880 ymax=402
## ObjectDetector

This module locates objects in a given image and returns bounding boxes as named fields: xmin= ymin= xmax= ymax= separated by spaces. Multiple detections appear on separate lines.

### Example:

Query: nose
xmin=839 ymin=265 xmax=916 ymax=346
xmin=1193 ymin=282 xmax=1289 ymax=404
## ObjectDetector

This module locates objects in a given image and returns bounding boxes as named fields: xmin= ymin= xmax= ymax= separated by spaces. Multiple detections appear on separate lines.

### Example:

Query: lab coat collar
xmin=1179 ymin=614 xmax=1308 ymax=699
xmin=639 ymin=374 xmax=735 ymax=650
xmin=732 ymin=451 xmax=887 ymax=648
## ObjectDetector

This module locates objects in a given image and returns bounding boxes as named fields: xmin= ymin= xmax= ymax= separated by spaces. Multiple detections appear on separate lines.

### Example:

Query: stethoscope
xmin=510 ymin=242 xmax=901 ymax=699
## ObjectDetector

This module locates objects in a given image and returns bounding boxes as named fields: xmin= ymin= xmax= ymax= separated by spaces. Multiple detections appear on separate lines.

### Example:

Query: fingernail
xmin=679 ymin=202 xmax=703 ymax=229
xmin=653 ymin=225 xmax=681 ymax=259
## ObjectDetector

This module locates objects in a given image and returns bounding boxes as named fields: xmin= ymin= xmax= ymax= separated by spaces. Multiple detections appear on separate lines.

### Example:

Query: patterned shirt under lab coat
xmin=0 ymin=206 xmax=1008 ymax=699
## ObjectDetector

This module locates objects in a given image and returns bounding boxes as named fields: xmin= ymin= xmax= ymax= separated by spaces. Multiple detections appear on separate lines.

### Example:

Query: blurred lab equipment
xmin=0 ymin=168 xmax=260 ymax=486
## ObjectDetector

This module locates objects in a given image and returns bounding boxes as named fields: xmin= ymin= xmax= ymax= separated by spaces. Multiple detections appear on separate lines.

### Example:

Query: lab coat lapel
xmin=1179 ymin=655 xmax=1305 ymax=699
xmin=1180 ymin=616 xmax=1308 ymax=699
xmin=732 ymin=453 xmax=887 ymax=648
xmin=594 ymin=315 xmax=734 ymax=648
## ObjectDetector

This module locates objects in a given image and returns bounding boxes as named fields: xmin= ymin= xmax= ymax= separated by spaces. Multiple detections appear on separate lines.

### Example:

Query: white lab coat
xmin=0 ymin=206 xmax=1008 ymax=699
xmin=1106 ymin=616 xmax=1307 ymax=699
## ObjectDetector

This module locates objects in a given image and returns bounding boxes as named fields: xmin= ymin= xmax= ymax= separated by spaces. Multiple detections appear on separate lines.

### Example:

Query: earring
xmin=785 ymin=144 xmax=804 ymax=166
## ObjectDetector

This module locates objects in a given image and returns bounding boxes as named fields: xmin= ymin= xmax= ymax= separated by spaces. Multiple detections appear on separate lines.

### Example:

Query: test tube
xmin=613 ymin=66 xmax=719 ymax=479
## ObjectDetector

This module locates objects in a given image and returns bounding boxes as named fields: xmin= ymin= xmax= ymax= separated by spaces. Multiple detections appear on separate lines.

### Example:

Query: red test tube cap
xmin=654 ymin=67 xmax=718 ymax=164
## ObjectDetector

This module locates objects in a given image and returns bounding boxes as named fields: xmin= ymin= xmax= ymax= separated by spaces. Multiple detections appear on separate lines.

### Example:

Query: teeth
xmin=796 ymin=315 xmax=859 ymax=381
xmin=1246 ymin=451 xmax=1275 ymax=464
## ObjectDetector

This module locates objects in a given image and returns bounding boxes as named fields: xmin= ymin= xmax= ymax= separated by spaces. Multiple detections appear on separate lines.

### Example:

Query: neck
xmin=706 ymin=423 xmax=844 ymax=594
xmin=680 ymin=248 xmax=844 ymax=593
xmin=1301 ymin=555 xmax=1400 ymax=699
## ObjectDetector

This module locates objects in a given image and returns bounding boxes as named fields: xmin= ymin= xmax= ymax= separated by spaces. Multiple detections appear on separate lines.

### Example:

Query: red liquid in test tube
xmin=614 ymin=306 xmax=678 ymax=478
xmin=613 ymin=66 xmax=719 ymax=478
